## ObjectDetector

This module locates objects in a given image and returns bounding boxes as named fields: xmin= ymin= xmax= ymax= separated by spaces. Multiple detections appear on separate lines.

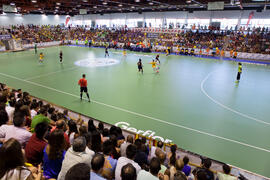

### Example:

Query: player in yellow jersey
xmin=39 ymin=52 xmax=44 ymax=64
xmin=149 ymin=60 xmax=158 ymax=73
xmin=236 ymin=63 xmax=242 ymax=83
xmin=123 ymin=49 xmax=127 ymax=56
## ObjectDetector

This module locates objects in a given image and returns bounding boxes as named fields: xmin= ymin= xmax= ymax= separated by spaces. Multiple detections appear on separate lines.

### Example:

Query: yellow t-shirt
xmin=238 ymin=65 xmax=242 ymax=73
xmin=150 ymin=62 xmax=156 ymax=68
xmin=39 ymin=54 xmax=44 ymax=60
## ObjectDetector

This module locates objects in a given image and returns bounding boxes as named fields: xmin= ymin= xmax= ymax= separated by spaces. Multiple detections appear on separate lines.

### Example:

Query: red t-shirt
xmin=78 ymin=78 xmax=87 ymax=87
xmin=25 ymin=133 xmax=47 ymax=165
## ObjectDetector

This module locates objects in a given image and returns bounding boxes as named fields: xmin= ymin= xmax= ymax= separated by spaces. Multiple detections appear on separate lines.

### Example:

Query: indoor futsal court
xmin=0 ymin=46 xmax=270 ymax=177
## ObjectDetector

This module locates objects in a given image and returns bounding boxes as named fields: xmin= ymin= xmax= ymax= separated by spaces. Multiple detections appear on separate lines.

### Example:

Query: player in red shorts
xmin=78 ymin=74 xmax=90 ymax=102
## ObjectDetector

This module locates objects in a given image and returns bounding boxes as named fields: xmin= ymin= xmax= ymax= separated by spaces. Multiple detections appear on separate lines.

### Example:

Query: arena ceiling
xmin=0 ymin=0 xmax=269 ymax=15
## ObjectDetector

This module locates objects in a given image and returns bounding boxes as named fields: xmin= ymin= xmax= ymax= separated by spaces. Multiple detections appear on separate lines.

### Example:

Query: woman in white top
xmin=0 ymin=138 xmax=42 ymax=180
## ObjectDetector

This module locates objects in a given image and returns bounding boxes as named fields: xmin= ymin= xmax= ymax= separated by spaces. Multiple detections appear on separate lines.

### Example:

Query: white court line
xmin=201 ymin=71 xmax=270 ymax=126
xmin=0 ymin=72 xmax=270 ymax=153
xmin=25 ymin=66 xmax=79 ymax=81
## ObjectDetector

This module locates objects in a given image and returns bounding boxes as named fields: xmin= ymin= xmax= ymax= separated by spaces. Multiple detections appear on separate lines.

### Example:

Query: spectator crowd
xmin=0 ymin=82 xmax=238 ymax=180
xmin=0 ymin=24 xmax=270 ymax=54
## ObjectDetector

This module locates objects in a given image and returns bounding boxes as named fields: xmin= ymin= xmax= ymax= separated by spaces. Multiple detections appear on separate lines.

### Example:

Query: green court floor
xmin=0 ymin=46 xmax=270 ymax=177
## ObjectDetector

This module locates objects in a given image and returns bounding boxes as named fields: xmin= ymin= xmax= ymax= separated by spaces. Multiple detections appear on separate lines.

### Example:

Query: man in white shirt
xmin=5 ymin=98 xmax=15 ymax=123
xmin=217 ymin=164 xmax=237 ymax=180
xmin=150 ymin=141 xmax=164 ymax=160
xmin=120 ymin=135 xmax=133 ymax=157
xmin=30 ymin=101 xmax=39 ymax=119
xmin=0 ymin=113 xmax=32 ymax=148
xmin=137 ymin=157 xmax=161 ymax=180
xmin=115 ymin=144 xmax=141 ymax=180
xmin=57 ymin=137 xmax=94 ymax=180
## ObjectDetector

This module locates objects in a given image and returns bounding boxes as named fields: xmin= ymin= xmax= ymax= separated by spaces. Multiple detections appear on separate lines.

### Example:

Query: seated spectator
xmin=30 ymin=101 xmax=39 ymax=119
xmin=115 ymin=144 xmax=141 ymax=180
xmin=58 ymin=136 xmax=94 ymax=180
xmin=102 ymin=128 xmax=110 ymax=142
xmin=43 ymin=129 xmax=66 ymax=179
xmin=174 ymin=171 xmax=187 ymax=180
xmin=67 ymin=120 xmax=79 ymax=145
xmin=120 ymin=135 xmax=133 ymax=157
xmin=91 ymin=130 xmax=102 ymax=153
xmin=6 ymin=98 xmax=15 ymax=122
xmin=195 ymin=169 xmax=208 ymax=180
xmin=167 ymin=145 xmax=179 ymax=166
xmin=137 ymin=157 xmax=161 ymax=180
xmin=31 ymin=106 xmax=54 ymax=132
xmin=63 ymin=109 xmax=71 ymax=121
xmin=0 ymin=112 xmax=32 ymax=147
xmin=170 ymin=159 xmax=186 ymax=180
xmin=102 ymin=140 xmax=118 ymax=179
xmin=134 ymin=138 xmax=148 ymax=170
xmin=109 ymin=134 xmax=121 ymax=159
xmin=65 ymin=163 xmax=90 ymax=180
xmin=79 ymin=126 xmax=88 ymax=137
xmin=98 ymin=122 xmax=104 ymax=134
xmin=141 ymin=136 xmax=149 ymax=155
xmin=216 ymin=164 xmax=237 ymax=180
xmin=182 ymin=156 xmax=191 ymax=176
xmin=121 ymin=163 xmax=137 ymax=180
xmin=51 ymin=119 xmax=70 ymax=148
xmin=156 ymin=150 xmax=167 ymax=174
xmin=88 ymin=119 xmax=97 ymax=133
xmin=91 ymin=153 xmax=106 ymax=180
xmin=150 ymin=140 xmax=164 ymax=159
xmin=192 ymin=158 xmax=214 ymax=180
xmin=25 ymin=122 xmax=48 ymax=166
xmin=0 ymin=138 xmax=41 ymax=180
xmin=0 ymin=109 xmax=8 ymax=126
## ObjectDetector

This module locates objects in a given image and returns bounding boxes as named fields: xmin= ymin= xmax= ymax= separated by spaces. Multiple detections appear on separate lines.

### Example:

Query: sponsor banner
xmin=115 ymin=121 xmax=173 ymax=143
xmin=0 ymin=35 xmax=11 ymax=40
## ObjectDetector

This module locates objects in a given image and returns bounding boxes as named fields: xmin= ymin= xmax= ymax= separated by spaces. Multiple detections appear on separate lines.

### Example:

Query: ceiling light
xmin=131 ymin=6 xmax=135 ymax=8
xmin=31 ymin=0 xmax=37 ymax=3
xmin=10 ymin=3 xmax=15 ymax=6
xmin=186 ymin=0 xmax=191 ymax=3
xmin=56 ymin=2 xmax=61 ymax=5
xmin=135 ymin=0 xmax=140 ymax=2
xmin=103 ymin=2 xmax=107 ymax=5
xmin=149 ymin=2 xmax=153 ymax=5
xmin=118 ymin=4 xmax=123 ymax=7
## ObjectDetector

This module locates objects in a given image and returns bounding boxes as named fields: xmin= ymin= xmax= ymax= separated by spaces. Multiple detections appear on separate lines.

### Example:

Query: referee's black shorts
xmin=80 ymin=87 xmax=88 ymax=93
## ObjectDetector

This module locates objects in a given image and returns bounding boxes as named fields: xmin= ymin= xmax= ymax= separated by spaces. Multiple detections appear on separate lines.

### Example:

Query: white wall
xmin=74 ymin=10 xmax=270 ymax=21
xmin=0 ymin=14 xmax=68 ymax=27
xmin=0 ymin=10 xmax=269 ymax=27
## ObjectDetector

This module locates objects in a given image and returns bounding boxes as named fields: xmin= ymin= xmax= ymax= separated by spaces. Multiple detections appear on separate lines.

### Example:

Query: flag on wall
xmin=246 ymin=11 xmax=254 ymax=27
xmin=65 ymin=16 xmax=70 ymax=26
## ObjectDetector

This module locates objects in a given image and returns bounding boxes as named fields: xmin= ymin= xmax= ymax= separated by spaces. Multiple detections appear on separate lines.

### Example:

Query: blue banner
xmin=0 ymin=35 xmax=11 ymax=40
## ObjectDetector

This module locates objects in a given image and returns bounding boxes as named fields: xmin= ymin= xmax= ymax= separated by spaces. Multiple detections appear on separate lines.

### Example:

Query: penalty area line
xmin=25 ymin=66 xmax=79 ymax=81
xmin=0 ymin=72 xmax=270 ymax=153
xmin=200 ymin=70 xmax=270 ymax=126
